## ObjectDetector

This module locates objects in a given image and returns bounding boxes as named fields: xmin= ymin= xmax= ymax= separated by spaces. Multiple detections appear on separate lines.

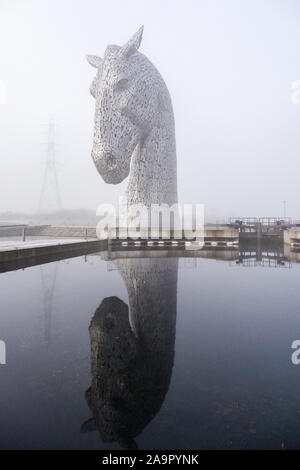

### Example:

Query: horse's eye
xmin=116 ymin=78 xmax=128 ymax=90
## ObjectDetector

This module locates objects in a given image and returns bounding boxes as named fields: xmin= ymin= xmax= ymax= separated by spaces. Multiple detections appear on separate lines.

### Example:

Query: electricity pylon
xmin=38 ymin=118 xmax=62 ymax=213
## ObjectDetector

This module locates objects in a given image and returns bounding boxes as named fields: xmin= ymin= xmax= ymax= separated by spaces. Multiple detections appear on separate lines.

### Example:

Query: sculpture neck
xmin=126 ymin=101 xmax=178 ymax=207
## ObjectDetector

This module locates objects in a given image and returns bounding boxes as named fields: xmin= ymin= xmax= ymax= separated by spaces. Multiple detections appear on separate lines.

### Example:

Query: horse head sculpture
xmin=87 ymin=27 xmax=177 ymax=206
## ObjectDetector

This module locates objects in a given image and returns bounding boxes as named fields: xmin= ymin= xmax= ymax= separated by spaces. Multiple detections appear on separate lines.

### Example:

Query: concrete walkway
xmin=0 ymin=238 xmax=95 ymax=252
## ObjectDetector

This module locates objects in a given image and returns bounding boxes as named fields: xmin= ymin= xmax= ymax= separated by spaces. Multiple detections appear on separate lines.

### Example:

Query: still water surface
xmin=0 ymin=249 xmax=300 ymax=449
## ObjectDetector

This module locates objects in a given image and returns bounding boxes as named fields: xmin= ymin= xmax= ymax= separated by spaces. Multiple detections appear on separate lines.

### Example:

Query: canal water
xmin=0 ymin=249 xmax=300 ymax=450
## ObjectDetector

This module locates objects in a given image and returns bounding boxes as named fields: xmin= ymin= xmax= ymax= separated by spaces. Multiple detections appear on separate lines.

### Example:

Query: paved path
xmin=0 ymin=238 xmax=96 ymax=252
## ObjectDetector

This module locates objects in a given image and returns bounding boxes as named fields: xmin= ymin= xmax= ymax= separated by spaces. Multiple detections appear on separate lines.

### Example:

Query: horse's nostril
xmin=101 ymin=152 xmax=116 ymax=167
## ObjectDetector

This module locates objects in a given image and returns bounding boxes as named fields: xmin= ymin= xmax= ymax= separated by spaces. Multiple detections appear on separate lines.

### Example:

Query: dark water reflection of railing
xmin=233 ymin=244 xmax=292 ymax=268
xmin=103 ymin=242 xmax=300 ymax=267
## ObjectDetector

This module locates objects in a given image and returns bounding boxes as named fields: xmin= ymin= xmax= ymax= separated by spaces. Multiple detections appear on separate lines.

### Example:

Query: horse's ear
xmin=86 ymin=55 xmax=103 ymax=68
xmin=119 ymin=26 xmax=144 ymax=58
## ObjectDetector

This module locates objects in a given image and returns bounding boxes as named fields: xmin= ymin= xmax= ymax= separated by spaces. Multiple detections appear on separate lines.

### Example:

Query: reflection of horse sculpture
xmin=84 ymin=28 xmax=179 ymax=448
xmin=82 ymin=258 xmax=178 ymax=448
xmin=87 ymin=27 xmax=177 ymax=206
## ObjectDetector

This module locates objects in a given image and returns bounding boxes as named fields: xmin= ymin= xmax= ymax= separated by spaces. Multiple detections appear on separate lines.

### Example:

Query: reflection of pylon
xmin=40 ymin=263 xmax=58 ymax=344
xmin=183 ymin=258 xmax=197 ymax=269
xmin=38 ymin=118 xmax=62 ymax=213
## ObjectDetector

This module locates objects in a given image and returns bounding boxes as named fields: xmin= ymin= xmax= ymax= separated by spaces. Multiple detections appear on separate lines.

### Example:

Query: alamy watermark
xmin=96 ymin=198 xmax=205 ymax=251
xmin=0 ymin=341 xmax=6 ymax=365
xmin=291 ymin=340 xmax=300 ymax=365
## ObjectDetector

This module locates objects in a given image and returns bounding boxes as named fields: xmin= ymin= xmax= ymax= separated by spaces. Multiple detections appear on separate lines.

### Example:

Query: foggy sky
xmin=0 ymin=0 xmax=300 ymax=219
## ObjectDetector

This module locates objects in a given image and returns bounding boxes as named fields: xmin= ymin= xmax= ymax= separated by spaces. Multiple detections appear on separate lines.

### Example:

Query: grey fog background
xmin=0 ymin=0 xmax=299 ymax=220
